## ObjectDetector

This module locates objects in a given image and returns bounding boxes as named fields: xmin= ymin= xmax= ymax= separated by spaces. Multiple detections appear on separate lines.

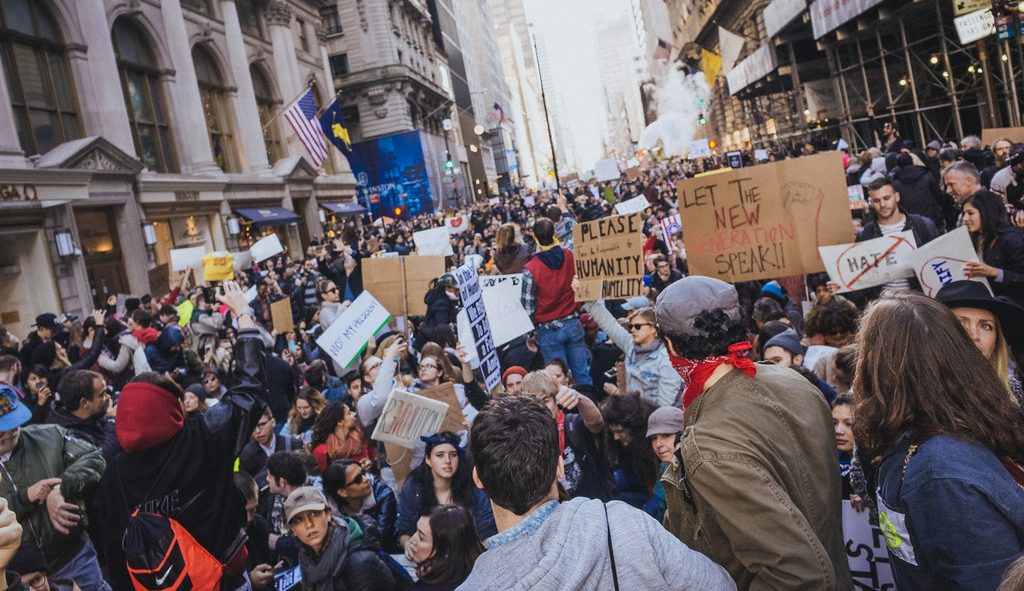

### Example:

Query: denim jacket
xmin=876 ymin=433 xmax=1024 ymax=591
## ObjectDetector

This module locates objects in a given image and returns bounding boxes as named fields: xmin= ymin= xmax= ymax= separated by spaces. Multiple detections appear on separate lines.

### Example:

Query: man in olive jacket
xmin=654 ymin=277 xmax=850 ymax=591
xmin=0 ymin=385 xmax=107 ymax=589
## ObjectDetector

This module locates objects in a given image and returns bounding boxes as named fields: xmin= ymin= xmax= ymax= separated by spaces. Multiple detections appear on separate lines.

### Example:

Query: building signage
xmin=764 ymin=0 xmax=808 ymax=39
xmin=0 ymin=184 xmax=38 ymax=201
xmin=810 ymin=0 xmax=885 ymax=39
xmin=954 ymin=8 xmax=995 ymax=44
xmin=953 ymin=0 xmax=992 ymax=17
xmin=727 ymin=44 xmax=777 ymax=95
xmin=174 ymin=191 xmax=199 ymax=201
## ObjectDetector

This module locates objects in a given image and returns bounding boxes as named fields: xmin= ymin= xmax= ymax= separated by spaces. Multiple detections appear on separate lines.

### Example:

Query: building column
xmin=117 ymin=196 xmax=152 ymax=294
xmin=221 ymin=0 xmax=271 ymax=174
xmin=317 ymin=25 xmax=347 ymax=175
xmin=0 ymin=57 xmax=27 ymax=167
xmin=265 ymin=2 xmax=302 ymax=102
xmin=160 ymin=0 xmax=219 ymax=174
xmin=74 ymin=0 xmax=136 ymax=155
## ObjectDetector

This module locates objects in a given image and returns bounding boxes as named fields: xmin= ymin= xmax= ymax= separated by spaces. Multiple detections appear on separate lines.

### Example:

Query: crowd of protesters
xmin=0 ymin=123 xmax=1021 ymax=590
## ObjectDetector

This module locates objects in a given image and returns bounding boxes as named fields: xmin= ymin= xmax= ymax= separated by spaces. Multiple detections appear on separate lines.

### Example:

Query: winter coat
xmin=339 ymin=477 xmax=399 ymax=553
xmin=876 ymin=433 xmax=1024 ymax=591
xmin=980 ymin=225 xmax=1024 ymax=307
xmin=582 ymin=301 xmax=681 ymax=407
xmin=457 ymin=498 xmax=734 ymax=591
xmin=492 ymin=243 xmax=533 ymax=275
xmin=189 ymin=310 xmax=223 ymax=358
xmin=423 ymin=290 xmax=458 ymax=328
xmin=669 ymin=365 xmax=851 ymax=590
xmin=892 ymin=165 xmax=947 ymax=225
xmin=859 ymin=157 xmax=888 ymax=186
xmin=319 ymin=301 xmax=345 ymax=330
xmin=94 ymin=329 xmax=268 ymax=590
xmin=46 ymin=406 xmax=119 ymax=462
xmin=0 ymin=425 xmax=105 ymax=574
xmin=96 ymin=333 xmax=149 ymax=383
xmin=144 ymin=325 xmax=186 ymax=373
xmin=395 ymin=475 xmax=496 ymax=541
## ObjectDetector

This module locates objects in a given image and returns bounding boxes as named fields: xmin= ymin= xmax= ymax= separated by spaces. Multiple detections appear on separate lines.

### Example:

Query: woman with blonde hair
xmin=282 ymin=386 xmax=327 ymax=440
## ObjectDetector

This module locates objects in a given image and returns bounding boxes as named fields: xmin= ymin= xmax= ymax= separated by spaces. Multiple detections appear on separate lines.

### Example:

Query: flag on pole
xmin=319 ymin=98 xmax=352 ymax=160
xmin=718 ymin=26 xmax=745 ymax=74
xmin=653 ymin=38 xmax=672 ymax=61
xmin=492 ymin=102 xmax=507 ymax=125
xmin=283 ymin=89 xmax=328 ymax=167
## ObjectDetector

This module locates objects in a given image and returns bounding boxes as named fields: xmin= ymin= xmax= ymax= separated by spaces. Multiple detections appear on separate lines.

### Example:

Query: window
xmin=321 ymin=5 xmax=342 ymax=35
xmin=0 ymin=0 xmax=82 ymax=155
xmin=341 ymin=105 xmax=361 ymax=143
xmin=250 ymin=66 xmax=283 ymax=164
xmin=180 ymin=0 xmax=213 ymax=16
xmin=296 ymin=18 xmax=309 ymax=53
xmin=192 ymin=46 xmax=240 ymax=172
xmin=328 ymin=53 xmax=349 ymax=77
xmin=237 ymin=0 xmax=264 ymax=39
xmin=112 ymin=18 xmax=177 ymax=172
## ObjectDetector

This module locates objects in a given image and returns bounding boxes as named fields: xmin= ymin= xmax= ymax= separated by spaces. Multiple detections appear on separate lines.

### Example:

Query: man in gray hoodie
xmin=459 ymin=395 xmax=734 ymax=591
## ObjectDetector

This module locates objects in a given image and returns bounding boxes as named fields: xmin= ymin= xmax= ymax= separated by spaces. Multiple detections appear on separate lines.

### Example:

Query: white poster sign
xmin=169 ymin=246 xmax=206 ymax=272
xmin=370 ymin=389 xmax=449 ymax=448
xmin=244 ymin=285 xmax=258 ymax=303
xmin=446 ymin=215 xmax=471 ymax=234
xmin=231 ymin=250 xmax=253 ymax=271
xmin=842 ymin=501 xmax=897 ymax=590
xmin=250 ymin=234 xmax=284 ymax=263
xmin=614 ymin=195 xmax=651 ymax=215
xmin=689 ymin=138 xmax=712 ymax=158
xmin=910 ymin=225 xmax=991 ymax=297
xmin=453 ymin=264 xmax=501 ymax=391
xmin=316 ymin=291 xmax=392 ymax=367
xmin=413 ymin=227 xmax=455 ymax=256
xmin=489 ymin=197 xmax=500 ymax=206
xmin=594 ymin=158 xmax=621 ymax=182
xmin=523 ymin=195 xmax=536 ymax=207
xmin=818 ymin=231 xmax=917 ymax=293
xmin=456 ymin=274 xmax=532 ymax=352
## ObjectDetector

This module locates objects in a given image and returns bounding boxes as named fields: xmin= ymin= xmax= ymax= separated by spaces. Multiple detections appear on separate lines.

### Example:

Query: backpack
xmin=122 ymin=509 xmax=224 ymax=591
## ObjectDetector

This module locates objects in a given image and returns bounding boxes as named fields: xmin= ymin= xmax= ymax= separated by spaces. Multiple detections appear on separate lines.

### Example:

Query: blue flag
xmin=318 ymin=98 xmax=352 ymax=159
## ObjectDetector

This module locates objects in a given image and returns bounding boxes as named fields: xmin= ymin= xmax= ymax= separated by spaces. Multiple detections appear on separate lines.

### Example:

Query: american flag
xmin=654 ymin=38 xmax=672 ymax=61
xmin=283 ymin=89 xmax=328 ymax=167
xmin=493 ymin=102 xmax=507 ymax=125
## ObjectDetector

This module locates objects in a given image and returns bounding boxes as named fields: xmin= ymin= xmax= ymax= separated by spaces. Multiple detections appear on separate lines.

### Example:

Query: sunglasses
xmin=325 ymin=287 xmax=338 ymax=294
xmin=345 ymin=470 xmax=365 ymax=487
xmin=628 ymin=323 xmax=653 ymax=331
xmin=203 ymin=376 xmax=218 ymax=384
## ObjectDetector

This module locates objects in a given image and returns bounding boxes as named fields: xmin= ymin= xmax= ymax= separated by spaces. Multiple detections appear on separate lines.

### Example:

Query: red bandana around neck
xmin=670 ymin=341 xmax=757 ymax=410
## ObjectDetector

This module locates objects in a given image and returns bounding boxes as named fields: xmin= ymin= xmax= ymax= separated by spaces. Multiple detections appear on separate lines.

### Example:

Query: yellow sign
xmin=202 ymin=253 xmax=235 ymax=282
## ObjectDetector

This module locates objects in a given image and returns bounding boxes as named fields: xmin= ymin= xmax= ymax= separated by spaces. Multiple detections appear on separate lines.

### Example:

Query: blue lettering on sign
xmin=931 ymin=260 xmax=954 ymax=285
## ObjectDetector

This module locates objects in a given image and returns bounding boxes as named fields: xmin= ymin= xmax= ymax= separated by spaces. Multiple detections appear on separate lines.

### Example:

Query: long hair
xmin=495 ymin=223 xmax=518 ymax=252
xmin=287 ymin=387 xmax=326 ymax=435
xmin=410 ymin=432 xmax=476 ymax=517
xmin=600 ymin=395 xmax=659 ymax=492
xmin=322 ymin=459 xmax=360 ymax=511
xmin=416 ymin=505 xmax=484 ymax=586
xmin=965 ymin=191 xmax=1007 ymax=253
xmin=853 ymin=292 xmax=1024 ymax=462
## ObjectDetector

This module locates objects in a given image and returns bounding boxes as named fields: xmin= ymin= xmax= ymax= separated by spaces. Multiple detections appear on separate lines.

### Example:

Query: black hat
xmin=8 ymin=543 xmax=47 ymax=575
xmin=32 ymin=313 xmax=58 ymax=330
xmin=936 ymin=280 xmax=1024 ymax=349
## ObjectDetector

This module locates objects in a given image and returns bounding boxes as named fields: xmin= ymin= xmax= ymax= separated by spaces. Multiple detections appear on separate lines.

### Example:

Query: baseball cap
xmin=621 ymin=296 xmax=652 ymax=311
xmin=284 ymin=486 xmax=328 ymax=524
xmin=764 ymin=331 xmax=804 ymax=357
xmin=32 ymin=313 xmax=58 ymax=330
xmin=656 ymin=276 xmax=741 ymax=337
xmin=646 ymin=406 xmax=684 ymax=438
xmin=0 ymin=385 xmax=31 ymax=431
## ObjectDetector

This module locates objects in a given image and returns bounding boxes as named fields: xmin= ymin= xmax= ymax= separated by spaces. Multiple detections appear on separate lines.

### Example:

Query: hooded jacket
xmin=892 ymin=164 xmax=946 ymax=224
xmin=0 ymin=425 xmax=105 ymax=574
xmin=581 ymin=301 xmax=681 ymax=407
xmin=523 ymin=247 xmax=577 ymax=324
xmin=456 ymin=498 xmax=734 ymax=591
xmin=144 ymin=325 xmax=186 ymax=373
xmin=859 ymin=157 xmax=888 ymax=187
xmin=94 ymin=329 xmax=268 ymax=590
xmin=423 ymin=289 xmax=459 ymax=328
xmin=45 ymin=406 xmax=119 ymax=462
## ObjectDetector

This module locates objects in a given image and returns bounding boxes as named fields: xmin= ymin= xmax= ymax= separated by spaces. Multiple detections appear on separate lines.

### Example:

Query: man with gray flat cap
xmin=654 ymin=276 xmax=850 ymax=591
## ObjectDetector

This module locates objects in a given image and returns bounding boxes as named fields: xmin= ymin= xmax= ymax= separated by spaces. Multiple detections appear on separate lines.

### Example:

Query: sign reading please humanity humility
xmin=573 ymin=213 xmax=645 ymax=301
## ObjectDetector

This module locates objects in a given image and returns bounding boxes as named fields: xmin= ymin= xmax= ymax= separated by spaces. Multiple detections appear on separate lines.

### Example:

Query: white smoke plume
xmin=638 ymin=62 xmax=712 ymax=157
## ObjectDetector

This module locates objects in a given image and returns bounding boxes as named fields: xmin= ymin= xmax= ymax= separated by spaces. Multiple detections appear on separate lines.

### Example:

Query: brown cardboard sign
xmin=384 ymin=442 xmax=414 ymax=490
xmin=270 ymin=297 xmax=293 ymax=334
xmin=363 ymin=255 xmax=447 ymax=317
xmin=625 ymin=166 xmax=640 ymax=181
xmin=573 ymin=212 xmax=645 ymax=301
xmin=416 ymin=382 xmax=466 ymax=433
xmin=148 ymin=263 xmax=171 ymax=298
xmin=676 ymin=152 xmax=855 ymax=283
xmin=404 ymin=255 xmax=446 ymax=317
xmin=981 ymin=127 xmax=1024 ymax=149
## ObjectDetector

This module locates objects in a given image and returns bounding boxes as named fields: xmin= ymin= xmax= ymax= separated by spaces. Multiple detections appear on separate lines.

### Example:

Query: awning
xmin=321 ymin=202 xmax=367 ymax=216
xmin=234 ymin=207 xmax=300 ymax=228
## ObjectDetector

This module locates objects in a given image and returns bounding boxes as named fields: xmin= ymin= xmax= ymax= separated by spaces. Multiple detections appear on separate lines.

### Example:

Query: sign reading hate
xmin=573 ymin=213 xmax=645 ymax=301
xmin=818 ymin=232 xmax=917 ymax=293
xmin=676 ymin=152 xmax=855 ymax=283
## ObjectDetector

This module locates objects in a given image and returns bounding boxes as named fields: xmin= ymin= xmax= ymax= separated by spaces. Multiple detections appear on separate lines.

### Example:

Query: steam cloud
xmin=638 ymin=62 xmax=712 ymax=157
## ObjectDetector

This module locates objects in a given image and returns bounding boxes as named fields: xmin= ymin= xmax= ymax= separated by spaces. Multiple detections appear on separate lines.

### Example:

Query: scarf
xmin=537 ymin=238 xmax=562 ymax=252
xmin=670 ymin=341 xmax=757 ymax=411
xmin=298 ymin=519 xmax=349 ymax=591
xmin=327 ymin=430 xmax=372 ymax=464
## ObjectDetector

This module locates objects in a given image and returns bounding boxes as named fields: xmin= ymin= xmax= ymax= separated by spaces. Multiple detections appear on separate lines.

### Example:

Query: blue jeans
xmin=537 ymin=318 xmax=592 ymax=386
xmin=52 ymin=540 xmax=111 ymax=591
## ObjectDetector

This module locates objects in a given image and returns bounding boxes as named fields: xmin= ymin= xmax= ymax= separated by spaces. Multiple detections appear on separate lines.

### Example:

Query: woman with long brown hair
xmin=854 ymin=292 xmax=1024 ymax=590
xmin=489 ymin=223 xmax=532 ymax=275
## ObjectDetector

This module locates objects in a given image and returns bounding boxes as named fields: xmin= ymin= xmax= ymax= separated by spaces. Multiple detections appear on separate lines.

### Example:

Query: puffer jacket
xmin=189 ymin=310 xmax=223 ymax=358
xmin=0 ymin=425 xmax=105 ymax=574
xmin=671 ymin=364 xmax=851 ymax=590
xmin=582 ymin=301 xmax=681 ymax=407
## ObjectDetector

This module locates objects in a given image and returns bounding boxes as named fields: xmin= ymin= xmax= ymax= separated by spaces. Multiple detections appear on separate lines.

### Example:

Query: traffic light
xmin=698 ymin=113 xmax=707 ymax=125
xmin=444 ymin=152 xmax=454 ymax=174
xmin=709 ymin=139 xmax=717 ymax=150
xmin=393 ymin=206 xmax=404 ymax=218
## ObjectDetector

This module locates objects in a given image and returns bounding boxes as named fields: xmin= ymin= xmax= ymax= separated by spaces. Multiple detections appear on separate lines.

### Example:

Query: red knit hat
xmin=116 ymin=382 xmax=185 ymax=454
xmin=501 ymin=366 xmax=528 ymax=385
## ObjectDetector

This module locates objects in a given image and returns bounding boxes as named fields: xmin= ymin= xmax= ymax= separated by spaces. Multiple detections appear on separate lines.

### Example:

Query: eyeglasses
xmin=325 ymin=287 xmax=339 ymax=294
xmin=256 ymin=419 xmax=272 ymax=429
xmin=345 ymin=470 xmax=365 ymax=487
xmin=419 ymin=363 xmax=439 ymax=370
xmin=628 ymin=323 xmax=653 ymax=331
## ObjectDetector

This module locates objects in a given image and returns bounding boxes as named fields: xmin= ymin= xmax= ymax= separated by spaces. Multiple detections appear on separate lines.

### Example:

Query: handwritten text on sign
xmin=842 ymin=501 xmax=896 ymax=590
xmin=573 ymin=213 xmax=645 ymax=301
xmin=453 ymin=264 xmax=501 ymax=392
xmin=676 ymin=152 xmax=855 ymax=282
xmin=818 ymin=232 xmax=917 ymax=293
xmin=315 ymin=291 xmax=392 ymax=367
xmin=370 ymin=389 xmax=449 ymax=448
xmin=909 ymin=226 xmax=991 ymax=296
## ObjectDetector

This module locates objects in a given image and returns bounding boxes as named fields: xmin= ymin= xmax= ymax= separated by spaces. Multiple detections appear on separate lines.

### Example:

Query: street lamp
xmin=142 ymin=221 xmax=157 ymax=246
xmin=54 ymin=229 xmax=75 ymax=257
xmin=226 ymin=215 xmax=241 ymax=237
xmin=473 ymin=124 xmax=485 ymax=136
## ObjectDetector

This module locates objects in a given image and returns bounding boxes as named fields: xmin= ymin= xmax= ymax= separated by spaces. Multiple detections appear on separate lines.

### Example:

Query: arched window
xmin=112 ymin=17 xmax=177 ymax=172
xmin=250 ymin=66 xmax=282 ymax=164
xmin=0 ymin=0 xmax=81 ymax=155
xmin=192 ymin=46 xmax=239 ymax=172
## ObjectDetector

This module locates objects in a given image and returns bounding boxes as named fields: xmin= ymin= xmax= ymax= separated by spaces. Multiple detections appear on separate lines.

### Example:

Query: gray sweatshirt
xmin=457 ymin=498 xmax=735 ymax=591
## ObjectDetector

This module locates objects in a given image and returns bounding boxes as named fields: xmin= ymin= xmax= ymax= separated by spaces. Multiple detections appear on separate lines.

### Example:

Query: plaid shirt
xmin=520 ymin=267 xmax=538 ymax=319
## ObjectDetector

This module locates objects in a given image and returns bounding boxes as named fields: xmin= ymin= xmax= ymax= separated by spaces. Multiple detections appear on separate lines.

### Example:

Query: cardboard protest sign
xmin=316 ymin=291 xmax=392 ymax=367
xmin=479 ymin=274 xmax=532 ymax=345
xmin=625 ymin=166 xmax=640 ymax=181
xmin=909 ymin=226 xmax=991 ymax=296
xmin=982 ymin=127 xmax=1024 ymax=148
xmin=169 ymin=246 xmax=205 ymax=272
xmin=594 ymin=158 xmax=621 ymax=182
xmin=250 ymin=234 xmax=284 ymax=263
xmin=413 ymin=227 xmax=454 ymax=256
xmin=661 ymin=215 xmax=682 ymax=254
xmin=202 ymin=252 xmax=235 ymax=282
xmin=614 ymin=195 xmax=651 ymax=215
xmin=416 ymin=383 xmax=466 ymax=433
xmin=370 ymin=388 xmax=449 ymax=448
xmin=384 ymin=442 xmax=414 ymax=489
xmin=453 ymin=264 xmax=501 ymax=392
xmin=818 ymin=232 xmax=917 ymax=293
xmin=573 ymin=213 xmax=645 ymax=301
xmin=362 ymin=256 xmax=446 ymax=318
xmin=842 ymin=501 xmax=896 ymax=590
xmin=148 ymin=263 xmax=171 ymax=297
xmin=676 ymin=152 xmax=855 ymax=282
xmin=270 ymin=297 xmax=293 ymax=333
xmin=446 ymin=215 xmax=470 ymax=234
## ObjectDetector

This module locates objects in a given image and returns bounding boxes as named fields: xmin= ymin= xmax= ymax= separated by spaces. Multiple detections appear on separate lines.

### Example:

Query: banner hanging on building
xmin=810 ymin=0 xmax=885 ymax=38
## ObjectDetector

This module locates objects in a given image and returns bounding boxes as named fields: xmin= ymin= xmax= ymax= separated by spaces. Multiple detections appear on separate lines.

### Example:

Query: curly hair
xmin=661 ymin=308 xmax=750 ymax=360
xmin=600 ymin=395 xmax=659 ymax=493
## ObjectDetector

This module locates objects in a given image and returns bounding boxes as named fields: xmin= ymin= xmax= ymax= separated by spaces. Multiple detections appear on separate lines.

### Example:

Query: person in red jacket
xmin=520 ymin=218 xmax=592 ymax=386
